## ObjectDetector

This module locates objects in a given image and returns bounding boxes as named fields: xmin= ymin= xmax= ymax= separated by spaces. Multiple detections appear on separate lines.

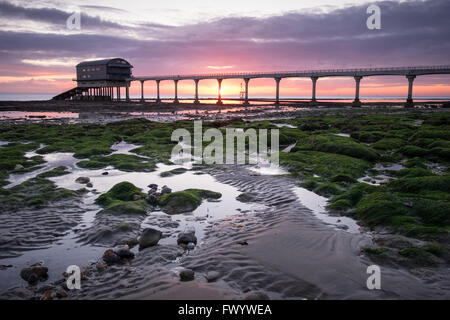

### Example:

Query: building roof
xmin=76 ymin=58 xmax=133 ymax=68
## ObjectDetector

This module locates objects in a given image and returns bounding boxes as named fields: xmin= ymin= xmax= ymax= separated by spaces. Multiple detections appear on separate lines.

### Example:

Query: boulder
xmin=148 ymin=183 xmax=158 ymax=190
xmin=14 ymin=164 xmax=24 ymax=171
xmin=139 ymin=228 xmax=162 ymax=250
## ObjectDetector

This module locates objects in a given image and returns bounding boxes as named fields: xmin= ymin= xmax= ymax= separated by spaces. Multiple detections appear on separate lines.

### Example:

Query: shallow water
xmin=292 ymin=186 xmax=360 ymax=233
xmin=0 ymin=142 xmax=262 ymax=291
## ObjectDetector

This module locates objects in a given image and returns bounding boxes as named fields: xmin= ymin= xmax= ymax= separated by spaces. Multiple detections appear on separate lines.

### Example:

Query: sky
xmin=0 ymin=0 xmax=450 ymax=97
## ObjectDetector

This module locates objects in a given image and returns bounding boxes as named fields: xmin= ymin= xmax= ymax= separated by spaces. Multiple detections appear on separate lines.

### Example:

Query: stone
xmin=186 ymin=242 xmax=195 ymax=250
xmin=86 ymin=182 xmax=93 ymax=188
xmin=102 ymin=172 xmax=109 ymax=175
xmin=148 ymin=183 xmax=158 ymax=190
xmin=40 ymin=290 xmax=54 ymax=300
xmin=146 ymin=194 xmax=158 ymax=205
xmin=139 ymin=228 xmax=162 ymax=250
xmin=20 ymin=265 xmax=49 ymax=283
xmin=205 ymin=271 xmax=221 ymax=282
xmin=161 ymin=186 xmax=172 ymax=194
xmin=177 ymin=232 xmax=197 ymax=246
xmin=96 ymin=261 xmax=107 ymax=272
xmin=27 ymin=273 xmax=39 ymax=285
xmin=179 ymin=269 xmax=195 ymax=281
xmin=132 ymin=194 xmax=142 ymax=201
xmin=244 ymin=291 xmax=270 ymax=300
xmin=75 ymin=177 xmax=90 ymax=184
xmin=14 ymin=164 xmax=24 ymax=171
xmin=55 ymin=290 xmax=68 ymax=299
xmin=114 ymin=245 xmax=135 ymax=259
xmin=102 ymin=249 xmax=120 ymax=265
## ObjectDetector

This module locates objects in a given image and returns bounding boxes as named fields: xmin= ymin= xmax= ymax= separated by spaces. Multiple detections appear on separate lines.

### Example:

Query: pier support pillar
xmin=140 ymin=80 xmax=145 ymax=102
xmin=310 ymin=76 xmax=318 ymax=106
xmin=194 ymin=79 xmax=200 ymax=104
xmin=405 ymin=75 xmax=416 ymax=108
xmin=217 ymin=79 xmax=223 ymax=105
xmin=275 ymin=77 xmax=281 ymax=105
xmin=156 ymin=80 xmax=161 ymax=103
xmin=244 ymin=78 xmax=250 ymax=105
xmin=126 ymin=81 xmax=130 ymax=101
xmin=352 ymin=76 xmax=363 ymax=107
xmin=174 ymin=79 xmax=179 ymax=104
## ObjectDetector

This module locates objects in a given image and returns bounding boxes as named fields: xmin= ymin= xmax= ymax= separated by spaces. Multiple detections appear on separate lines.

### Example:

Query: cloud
xmin=0 ymin=0 xmax=449 ymax=94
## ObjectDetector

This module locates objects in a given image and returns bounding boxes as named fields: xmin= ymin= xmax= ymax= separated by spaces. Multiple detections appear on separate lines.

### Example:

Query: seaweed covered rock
xmin=96 ymin=182 xmax=147 ymax=215
xmin=157 ymin=189 xmax=221 ymax=214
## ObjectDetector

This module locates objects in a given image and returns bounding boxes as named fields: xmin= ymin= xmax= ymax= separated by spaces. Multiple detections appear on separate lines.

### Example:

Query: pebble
xmin=75 ymin=176 xmax=90 ymax=184
xmin=186 ymin=242 xmax=195 ymax=250
xmin=179 ymin=269 xmax=195 ymax=281
xmin=205 ymin=271 xmax=221 ymax=282
xmin=102 ymin=172 xmax=109 ymax=175
xmin=177 ymin=232 xmax=197 ymax=246
xmin=102 ymin=249 xmax=120 ymax=265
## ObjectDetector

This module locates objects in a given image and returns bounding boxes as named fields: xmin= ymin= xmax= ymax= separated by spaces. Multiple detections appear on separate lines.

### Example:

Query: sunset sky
xmin=1 ymin=0 xmax=450 ymax=98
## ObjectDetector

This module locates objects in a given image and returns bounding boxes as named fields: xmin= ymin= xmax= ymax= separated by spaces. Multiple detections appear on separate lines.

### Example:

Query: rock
xmin=146 ymin=194 xmax=158 ymax=205
xmin=403 ymin=201 xmax=414 ymax=208
xmin=139 ymin=228 xmax=162 ymax=250
xmin=102 ymin=172 xmax=109 ymax=175
xmin=102 ymin=249 xmax=120 ymax=265
xmin=20 ymin=265 xmax=49 ymax=283
xmin=236 ymin=192 xmax=258 ymax=203
xmin=244 ymin=291 xmax=270 ymax=300
xmin=114 ymin=245 xmax=135 ymax=259
xmin=27 ymin=273 xmax=39 ymax=285
xmin=379 ymin=179 xmax=390 ymax=185
xmin=179 ymin=269 xmax=195 ymax=281
xmin=161 ymin=186 xmax=172 ymax=194
xmin=132 ymin=194 xmax=142 ymax=201
xmin=86 ymin=182 xmax=93 ymax=188
xmin=14 ymin=164 xmax=24 ymax=171
xmin=186 ymin=242 xmax=195 ymax=250
xmin=96 ymin=261 xmax=107 ymax=272
xmin=75 ymin=177 xmax=90 ymax=184
xmin=237 ymin=241 xmax=248 ymax=246
xmin=126 ymin=238 xmax=139 ymax=248
xmin=205 ymin=271 xmax=221 ymax=282
xmin=40 ymin=290 xmax=54 ymax=300
xmin=177 ymin=232 xmax=197 ymax=246
xmin=148 ymin=183 xmax=158 ymax=190
xmin=55 ymin=290 xmax=68 ymax=299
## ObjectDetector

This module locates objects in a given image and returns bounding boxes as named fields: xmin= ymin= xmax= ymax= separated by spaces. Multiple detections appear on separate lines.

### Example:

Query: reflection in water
xmin=292 ymin=186 xmax=360 ymax=233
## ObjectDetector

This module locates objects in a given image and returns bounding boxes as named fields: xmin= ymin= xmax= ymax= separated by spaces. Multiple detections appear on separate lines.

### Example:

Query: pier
xmin=128 ymin=65 xmax=450 ymax=107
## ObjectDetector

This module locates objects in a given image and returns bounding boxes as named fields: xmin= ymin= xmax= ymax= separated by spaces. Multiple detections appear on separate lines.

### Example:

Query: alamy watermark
xmin=171 ymin=121 xmax=279 ymax=165
xmin=366 ymin=265 xmax=381 ymax=290
xmin=66 ymin=265 xmax=81 ymax=290
xmin=366 ymin=4 xmax=381 ymax=30
xmin=66 ymin=7 xmax=81 ymax=30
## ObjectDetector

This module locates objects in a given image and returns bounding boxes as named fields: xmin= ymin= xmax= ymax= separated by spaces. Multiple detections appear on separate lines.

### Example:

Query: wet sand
xmin=0 ymin=104 xmax=449 ymax=300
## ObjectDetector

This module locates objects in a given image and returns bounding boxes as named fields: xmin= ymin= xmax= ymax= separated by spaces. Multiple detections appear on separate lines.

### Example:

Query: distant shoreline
xmin=0 ymin=99 xmax=448 ymax=113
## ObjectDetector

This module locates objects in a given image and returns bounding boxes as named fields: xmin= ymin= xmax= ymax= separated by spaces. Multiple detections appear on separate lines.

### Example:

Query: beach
xmin=0 ymin=102 xmax=449 ymax=300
